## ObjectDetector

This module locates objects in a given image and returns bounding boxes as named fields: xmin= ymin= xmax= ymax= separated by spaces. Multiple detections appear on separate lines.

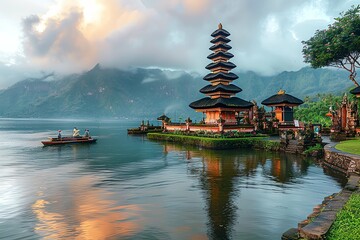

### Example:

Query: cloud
xmin=141 ymin=69 xmax=186 ymax=83
xmin=0 ymin=0 xmax=356 ymax=85
xmin=21 ymin=0 xmax=130 ymax=73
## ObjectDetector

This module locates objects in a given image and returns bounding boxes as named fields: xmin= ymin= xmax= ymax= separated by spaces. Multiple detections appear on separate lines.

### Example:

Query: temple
xmin=261 ymin=90 xmax=303 ymax=130
xmin=189 ymin=23 xmax=253 ymax=125
xmin=160 ymin=24 xmax=306 ymax=134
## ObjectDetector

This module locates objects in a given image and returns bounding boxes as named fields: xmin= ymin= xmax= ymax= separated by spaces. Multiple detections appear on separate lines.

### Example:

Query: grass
xmin=335 ymin=139 xmax=360 ymax=155
xmin=147 ymin=132 xmax=280 ymax=150
xmin=326 ymin=193 xmax=360 ymax=240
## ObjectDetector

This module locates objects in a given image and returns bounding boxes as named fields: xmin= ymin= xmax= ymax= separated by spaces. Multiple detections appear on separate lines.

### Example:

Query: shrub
xmin=303 ymin=144 xmax=323 ymax=157
xmin=147 ymin=133 xmax=278 ymax=150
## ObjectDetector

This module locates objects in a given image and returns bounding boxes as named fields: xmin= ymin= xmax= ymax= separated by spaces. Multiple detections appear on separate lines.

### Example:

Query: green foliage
xmin=147 ymin=133 xmax=280 ymax=150
xmin=253 ymin=140 xmax=281 ymax=151
xmin=302 ymin=5 xmax=360 ymax=85
xmin=303 ymin=144 xmax=323 ymax=157
xmin=170 ymin=130 xmax=265 ymax=138
xmin=326 ymin=193 xmax=360 ymax=240
xmin=294 ymin=93 xmax=342 ymax=126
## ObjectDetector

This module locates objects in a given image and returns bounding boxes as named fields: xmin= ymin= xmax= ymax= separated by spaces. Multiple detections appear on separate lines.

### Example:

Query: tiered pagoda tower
xmin=189 ymin=24 xmax=253 ymax=124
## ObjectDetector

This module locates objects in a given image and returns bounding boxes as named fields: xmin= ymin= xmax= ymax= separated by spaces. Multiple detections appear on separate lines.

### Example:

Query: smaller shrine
xmin=261 ymin=90 xmax=304 ymax=131
xmin=350 ymin=86 xmax=360 ymax=98
xmin=328 ymin=93 xmax=359 ymax=139
xmin=157 ymin=114 xmax=170 ymax=129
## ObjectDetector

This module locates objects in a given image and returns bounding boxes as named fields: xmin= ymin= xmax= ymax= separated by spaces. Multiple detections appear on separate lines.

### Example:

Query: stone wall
xmin=164 ymin=123 xmax=254 ymax=133
xmin=282 ymin=174 xmax=360 ymax=240
xmin=323 ymin=143 xmax=360 ymax=175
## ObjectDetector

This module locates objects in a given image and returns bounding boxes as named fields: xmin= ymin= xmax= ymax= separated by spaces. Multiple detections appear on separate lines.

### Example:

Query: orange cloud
xmin=32 ymin=175 xmax=143 ymax=239
xmin=78 ymin=0 xmax=144 ymax=41
xmin=183 ymin=0 xmax=210 ymax=14
xmin=22 ymin=0 xmax=145 ymax=73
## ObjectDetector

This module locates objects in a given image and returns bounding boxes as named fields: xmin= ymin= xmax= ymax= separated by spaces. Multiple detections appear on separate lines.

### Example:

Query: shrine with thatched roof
xmin=262 ymin=89 xmax=303 ymax=124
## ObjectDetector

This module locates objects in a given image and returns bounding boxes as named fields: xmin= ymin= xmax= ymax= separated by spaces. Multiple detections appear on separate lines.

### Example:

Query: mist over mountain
xmin=0 ymin=65 xmax=353 ymax=120
xmin=238 ymin=67 xmax=352 ymax=103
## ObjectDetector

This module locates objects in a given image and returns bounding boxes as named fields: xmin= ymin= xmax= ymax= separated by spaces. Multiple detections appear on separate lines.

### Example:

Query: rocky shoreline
xmin=282 ymin=143 xmax=360 ymax=240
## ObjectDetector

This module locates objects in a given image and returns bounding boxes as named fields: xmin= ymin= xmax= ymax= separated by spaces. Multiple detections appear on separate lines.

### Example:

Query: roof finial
xmin=278 ymin=89 xmax=285 ymax=95
xmin=218 ymin=23 xmax=222 ymax=29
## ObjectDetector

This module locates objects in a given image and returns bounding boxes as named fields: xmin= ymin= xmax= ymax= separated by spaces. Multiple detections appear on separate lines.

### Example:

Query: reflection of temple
xmin=262 ymin=154 xmax=309 ymax=183
xmin=161 ymin=143 xmax=310 ymax=239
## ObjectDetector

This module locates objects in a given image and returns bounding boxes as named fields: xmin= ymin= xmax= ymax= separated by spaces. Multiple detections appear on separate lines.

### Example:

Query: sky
xmin=0 ymin=0 xmax=358 ymax=89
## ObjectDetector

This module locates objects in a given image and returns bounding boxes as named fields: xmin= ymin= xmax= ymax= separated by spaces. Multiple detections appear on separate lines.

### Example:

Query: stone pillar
xmin=217 ymin=117 xmax=225 ymax=133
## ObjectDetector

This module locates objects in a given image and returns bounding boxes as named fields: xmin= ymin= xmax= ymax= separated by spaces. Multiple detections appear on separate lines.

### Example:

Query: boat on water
xmin=41 ymin=136 xmax=97 ymax=146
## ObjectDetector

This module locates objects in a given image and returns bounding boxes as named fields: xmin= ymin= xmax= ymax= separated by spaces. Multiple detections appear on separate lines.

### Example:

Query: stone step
xmin=283 ymin=140 xmax=304 ymax=154
xmin=285 ymin=149 xmax=298 ymax=152
xmin=286 ymin=147 xmax=298 ymax=151
xmin=299 ymin=190 xmax=353 ymax=239
xmin=281 ymin=228 xmax=299 ymax=240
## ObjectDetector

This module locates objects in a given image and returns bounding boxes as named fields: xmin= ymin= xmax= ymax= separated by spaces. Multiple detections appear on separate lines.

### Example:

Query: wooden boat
xmin=41 ymin=136 xmax=97 ymax=146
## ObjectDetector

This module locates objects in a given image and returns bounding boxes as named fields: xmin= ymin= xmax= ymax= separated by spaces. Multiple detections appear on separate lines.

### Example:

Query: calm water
xmin=0 ymin=118 xmax=346 ymax=240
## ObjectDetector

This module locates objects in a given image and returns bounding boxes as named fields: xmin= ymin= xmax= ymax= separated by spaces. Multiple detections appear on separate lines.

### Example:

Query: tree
xmin=294 ymin=93 xmax=342 ymax=127
xmin=302 ymin=5 xmax=360 ymax=86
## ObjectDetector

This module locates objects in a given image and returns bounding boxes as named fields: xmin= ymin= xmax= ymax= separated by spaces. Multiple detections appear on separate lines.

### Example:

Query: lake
xmin=0 ymin=118 xmax=346 ymax=240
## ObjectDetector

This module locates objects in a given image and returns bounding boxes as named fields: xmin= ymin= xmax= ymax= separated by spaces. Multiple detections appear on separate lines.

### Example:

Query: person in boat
xmin=84 ymin=129 xmax=90 ymax=138
xmin=57 ymin=130 xmax=62 ymax=139
xmin=73 ymin=127 xmax=80 ymax=137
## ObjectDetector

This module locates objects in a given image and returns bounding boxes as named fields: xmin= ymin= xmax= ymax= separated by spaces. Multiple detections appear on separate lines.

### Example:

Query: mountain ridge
xmin=0 ymin=65 xmax=353 ymax=120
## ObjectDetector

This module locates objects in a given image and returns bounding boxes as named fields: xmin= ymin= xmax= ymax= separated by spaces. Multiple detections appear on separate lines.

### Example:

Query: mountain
xmin=238 ymin=67 xmax=352 ymax=104
xmin=0 ymin=65 xmax=204 ymax=119
xmin=0 ymin=65 xmax=354 ymax=120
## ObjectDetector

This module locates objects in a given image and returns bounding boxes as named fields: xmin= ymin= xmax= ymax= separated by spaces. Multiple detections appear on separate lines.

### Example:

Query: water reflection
xmin=0 ymin=118 xmax=347 ymax=240
xmin=262 ymin=154 xmax=310 ymax=183
xmin=161 ymin=143 xmax=316 ymax=240
xmin=31 ymin=175 xmax=142 ymax=239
